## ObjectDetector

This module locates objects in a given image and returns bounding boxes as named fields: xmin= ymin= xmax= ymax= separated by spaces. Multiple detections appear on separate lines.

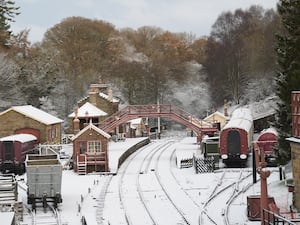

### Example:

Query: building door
xmin=3 ymin=141 xmax=14 ymax=161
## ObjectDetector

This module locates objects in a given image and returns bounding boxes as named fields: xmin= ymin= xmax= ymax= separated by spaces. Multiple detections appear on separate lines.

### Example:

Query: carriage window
xmin=87 ymin=141 xmax=101 ymax=153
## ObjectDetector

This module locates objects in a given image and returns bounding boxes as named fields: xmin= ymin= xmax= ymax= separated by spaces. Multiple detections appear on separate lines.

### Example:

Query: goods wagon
xmin=0 ymin=134 xmax=37 ymax=174
xmin=219 ymin=108 xmax=253 ymax=167
xmin=201 ymin=135 xmax=219 ymax=161
xmin=256 ymin=127 xmax=278 ymax=166
xmin=25 ymin=154 xmax=62 ymax=209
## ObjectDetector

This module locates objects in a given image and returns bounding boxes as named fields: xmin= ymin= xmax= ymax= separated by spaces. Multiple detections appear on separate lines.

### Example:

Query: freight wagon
xmin=0 ymin=134 xmax=37 ymax=174
xmin=25 ymin=154 xmax=62 ymax=209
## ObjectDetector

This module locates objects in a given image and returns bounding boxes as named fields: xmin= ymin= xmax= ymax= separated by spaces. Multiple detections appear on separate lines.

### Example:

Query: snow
xmin=0 ymin=105 xmax=63 ymax=125
xmin=71 ymin=122 xmax=111 ymax=141
xmin=68 ymin=102 xmax=108 ymax=118
xmin=0 ymin=133 xmax=37 ymax=143
xmin=0 ymin=211 xmax=14 ymax=225
xmin=16 ymin=135 xmax=294 ymax=225
xmin=223 ymin=107 xmax=253 ymax=131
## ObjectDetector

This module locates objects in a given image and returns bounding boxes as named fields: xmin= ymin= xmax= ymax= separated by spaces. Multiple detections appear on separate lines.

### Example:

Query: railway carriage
xmin=219 ymin=108 xmax=253 ymax=167
xmin=256 ymin=127 xmax=278 ymax=166
xmin=0 ymin=134 xmax=37 ymax=174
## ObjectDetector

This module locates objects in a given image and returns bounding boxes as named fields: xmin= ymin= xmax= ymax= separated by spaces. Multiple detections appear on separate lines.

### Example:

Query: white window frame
xmin=87 ymin=141 xmax=102 ymax=153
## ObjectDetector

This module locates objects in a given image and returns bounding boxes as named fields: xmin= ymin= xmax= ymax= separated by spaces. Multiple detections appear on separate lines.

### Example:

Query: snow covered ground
xmin=16 ymin=135 xmax=295 ymax=225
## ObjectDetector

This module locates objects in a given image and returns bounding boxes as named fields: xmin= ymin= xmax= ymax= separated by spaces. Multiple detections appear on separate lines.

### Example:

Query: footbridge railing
xmin=98 ymin=104 xmax=216 ymax=138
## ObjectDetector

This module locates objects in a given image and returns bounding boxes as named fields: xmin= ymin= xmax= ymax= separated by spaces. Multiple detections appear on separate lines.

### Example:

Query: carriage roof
xmin=223 ymin=108 xmax=253 ymax=132
xmin=0 ymin=134 xmax=37 ymax=143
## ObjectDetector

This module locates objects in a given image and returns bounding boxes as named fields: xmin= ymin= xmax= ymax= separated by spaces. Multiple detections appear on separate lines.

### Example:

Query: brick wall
xmin=291 ymin=142 xmax=300 ymax=209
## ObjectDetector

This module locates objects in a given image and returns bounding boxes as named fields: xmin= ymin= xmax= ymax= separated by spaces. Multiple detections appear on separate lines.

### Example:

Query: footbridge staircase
xmin=98 ymin=104 xmax=217 ymax=142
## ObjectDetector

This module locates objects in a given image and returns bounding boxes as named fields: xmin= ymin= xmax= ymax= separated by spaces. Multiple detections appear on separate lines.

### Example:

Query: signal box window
xmin=88 ymin=141 xmax=101 ymax=153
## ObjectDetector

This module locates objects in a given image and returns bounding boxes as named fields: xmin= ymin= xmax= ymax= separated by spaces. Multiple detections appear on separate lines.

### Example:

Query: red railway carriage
xmin=0 ymin=134 xmax=38 ymax=174
xmin=256 ymin=127 xmax=278 ymax=166
xmin=219 ymin=108 xmax=254 ymax=166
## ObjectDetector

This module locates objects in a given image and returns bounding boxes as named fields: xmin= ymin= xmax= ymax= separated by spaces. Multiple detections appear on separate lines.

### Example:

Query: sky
xmin=11 ymin=0 xmax=278 ymax=43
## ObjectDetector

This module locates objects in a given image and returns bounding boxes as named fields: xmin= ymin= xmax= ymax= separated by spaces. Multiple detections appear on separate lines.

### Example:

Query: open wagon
xmin=25 ymin=154 xmax=62 ymax=209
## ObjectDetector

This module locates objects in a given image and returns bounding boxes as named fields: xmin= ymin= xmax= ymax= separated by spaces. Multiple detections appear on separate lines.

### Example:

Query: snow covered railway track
xmin=18 ymin=182 xmax=62 ymax=225
xmin=199 ymin=169 xmax=253 ymax=225
xmin=21 ymin=202 xmax=61 ymax=225
xmin=152 ymin=143 xmax=199 ymax=225
xmin=118 ymin=141 xmax=175 ymax=225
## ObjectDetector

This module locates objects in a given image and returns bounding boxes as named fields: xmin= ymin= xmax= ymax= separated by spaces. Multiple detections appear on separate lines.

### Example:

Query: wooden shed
xmin=0 ymin=105 xmax=63 ymax=144
xmin=72 ymin=121 xmax=111 ymax=174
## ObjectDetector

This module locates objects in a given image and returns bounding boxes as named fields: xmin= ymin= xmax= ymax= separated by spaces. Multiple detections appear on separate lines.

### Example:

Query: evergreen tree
xmin=275 ymin=0 xmax=300 ymax=165
xmin=0 ymin=0 xmax=19 ymax=48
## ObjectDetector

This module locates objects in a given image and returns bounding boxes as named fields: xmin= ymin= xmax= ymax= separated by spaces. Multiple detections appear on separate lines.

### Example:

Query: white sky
xmin=11 ymin=0 xmax=278 ymax=43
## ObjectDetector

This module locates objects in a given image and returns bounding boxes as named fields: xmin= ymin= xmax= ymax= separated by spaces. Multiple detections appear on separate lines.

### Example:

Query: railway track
xmin=18 ymin=182 xmax=62 ymax=225
xmin=102 ymin=140 xmax=198 ymax=225
xmin=199 ymin=168 xmax=253 ymax=225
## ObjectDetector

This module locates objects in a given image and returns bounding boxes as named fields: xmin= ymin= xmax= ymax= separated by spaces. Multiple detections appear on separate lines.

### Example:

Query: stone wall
xmin=0 ymin=110 xmax=61 ymax=144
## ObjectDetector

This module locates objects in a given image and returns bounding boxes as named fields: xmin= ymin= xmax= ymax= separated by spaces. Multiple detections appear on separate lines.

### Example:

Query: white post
xmin=157 ymin=98 xmax=161 ymax=139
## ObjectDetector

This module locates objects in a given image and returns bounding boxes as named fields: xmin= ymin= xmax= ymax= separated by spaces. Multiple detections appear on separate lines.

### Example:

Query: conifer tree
xmin=0 ymin=0 xmax=19 ymax=48
xmin=275 ymin=0 xmax=300 ymax=165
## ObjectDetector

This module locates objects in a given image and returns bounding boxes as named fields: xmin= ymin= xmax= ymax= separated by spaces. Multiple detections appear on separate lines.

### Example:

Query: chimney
xmin=73 ymin=107 xmax=80 ymax=134
xmin=89 ymin=86 xmax=99 ymax=106
xmin=224 ymin=99 xmax=228 ymax=117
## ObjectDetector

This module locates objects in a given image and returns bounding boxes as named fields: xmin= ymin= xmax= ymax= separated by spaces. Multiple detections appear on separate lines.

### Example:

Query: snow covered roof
xmin=0 ymin=133 xmax=37 ymax=143
xmin=99 ymin=92 xmax=119 ymax=103
xmin=129 ymin=118 xmax=143 ymax=129
xmin=223 ymin=107 xmax=253 ymax=131
xmin=68 ymin=102 xmax=107 ymax=118
xmin=71 ymin=121 xmax=111 ymax=140
xmin=286 ymin=137 xmax=300 ymax=144
xmin=259 ymin=127 xmax=278 ymax=136
xmin=78 ymin=92 xmax=119 ymax=104
xmin=0 ymin=105 xmax=63 ymax=125
xmin=203 ymin=111 xmax=227 ymax=121
xmin=246 ymin=96 xmax=277 ymax=120
xmin=129 ymin=118 xmax=142 ymax=124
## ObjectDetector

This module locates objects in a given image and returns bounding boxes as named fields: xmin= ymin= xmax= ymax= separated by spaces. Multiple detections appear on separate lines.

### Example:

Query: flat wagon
xmin=25 ymin=154 xmax=62 ymax=209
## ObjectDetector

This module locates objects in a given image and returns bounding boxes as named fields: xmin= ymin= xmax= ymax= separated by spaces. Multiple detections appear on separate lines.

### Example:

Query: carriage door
xmin=227 ymin=130 xmax=240 ymax=156
xmin=3 ymin=141 xmax=14 ymax=161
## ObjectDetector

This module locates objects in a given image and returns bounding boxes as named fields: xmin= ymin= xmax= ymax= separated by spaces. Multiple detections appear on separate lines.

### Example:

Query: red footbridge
xmin=98 ymin=104 xmax=218 ymax=142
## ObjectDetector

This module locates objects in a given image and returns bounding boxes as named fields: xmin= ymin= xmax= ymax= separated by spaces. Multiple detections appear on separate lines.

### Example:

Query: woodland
xmin=1 ymin=1 xmax=299 ymax=164
xmin=0 ymin=3 xmax=280 ymax=119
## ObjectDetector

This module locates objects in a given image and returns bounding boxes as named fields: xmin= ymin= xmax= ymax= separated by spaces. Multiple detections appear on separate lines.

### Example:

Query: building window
xmin=88 ymin=141 xmax=102 ymax=153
